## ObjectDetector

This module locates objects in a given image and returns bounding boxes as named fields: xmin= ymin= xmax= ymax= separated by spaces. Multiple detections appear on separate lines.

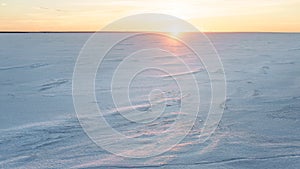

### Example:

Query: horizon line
xmin=0 ymin=31 xmax=299 ymax=34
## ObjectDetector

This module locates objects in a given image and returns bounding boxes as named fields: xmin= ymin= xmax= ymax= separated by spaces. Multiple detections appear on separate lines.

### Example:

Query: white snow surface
xmin=0 ymin=33 xmax=299 ymax=168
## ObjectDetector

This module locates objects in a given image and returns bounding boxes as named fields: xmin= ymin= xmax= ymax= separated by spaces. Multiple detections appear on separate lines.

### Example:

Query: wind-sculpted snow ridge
xmin=160 ymin=68 xmax=204 ymax=78
xmin=0 ymin=114 xmax=220 ymax=169
xmin=0 ymin=63 xmax=49 ymax=71
xmin=1 ymin=109 xmax=299 ymax=169
xmin=1 ymin=33 xmax=300 ymax=168
xmin=38 ymin=79 xmax=69 ymax=91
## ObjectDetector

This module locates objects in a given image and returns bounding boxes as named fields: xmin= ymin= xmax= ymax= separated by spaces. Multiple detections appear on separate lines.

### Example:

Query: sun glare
xmin=167 ymin=26 xmax=185 ymax=37
xmin=169 ymin=31 xmax=181 ymax=37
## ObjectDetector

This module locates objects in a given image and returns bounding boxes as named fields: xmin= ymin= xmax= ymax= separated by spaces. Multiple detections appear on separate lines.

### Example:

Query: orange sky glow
xmin=0 ymin=0 xmax=299 ymax=32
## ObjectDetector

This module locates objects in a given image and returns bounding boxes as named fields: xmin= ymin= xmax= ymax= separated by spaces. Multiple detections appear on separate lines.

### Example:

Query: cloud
xmin=34 ymin=6 xmax=67 ymax=13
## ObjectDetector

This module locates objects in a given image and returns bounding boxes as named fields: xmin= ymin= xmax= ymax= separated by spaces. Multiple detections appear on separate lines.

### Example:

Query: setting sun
xmin=1 ymin=0 xmax=300 ymax=168
xmin=170 ymin=30 xmax=181 ymax=36
xmin=168 ymin=26 xmax=185 ymax=36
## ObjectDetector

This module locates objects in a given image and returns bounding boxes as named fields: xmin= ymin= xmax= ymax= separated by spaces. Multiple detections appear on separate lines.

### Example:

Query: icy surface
xmin=0 ymin=33 xmax=299 ymax=168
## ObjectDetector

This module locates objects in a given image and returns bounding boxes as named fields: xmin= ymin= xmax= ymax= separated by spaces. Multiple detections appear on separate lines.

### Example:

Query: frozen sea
xmin=0 ymin=33 xmax=299 ymax=168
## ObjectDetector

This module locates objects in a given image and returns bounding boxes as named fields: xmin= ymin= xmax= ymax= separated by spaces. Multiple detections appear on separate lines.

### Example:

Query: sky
xmin=0 ymin=0 xmax=299 ymax=32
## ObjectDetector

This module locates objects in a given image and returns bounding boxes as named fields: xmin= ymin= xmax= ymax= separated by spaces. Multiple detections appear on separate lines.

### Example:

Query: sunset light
xmin=1 ymin=0 xmax=300 ymax=168
xmin=0 ymin=0 xmax=299 ymax=32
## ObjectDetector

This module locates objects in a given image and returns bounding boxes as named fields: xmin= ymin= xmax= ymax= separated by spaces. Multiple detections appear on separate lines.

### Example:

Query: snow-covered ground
xmin=0 ymin=33 xmax=299 ymax=168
